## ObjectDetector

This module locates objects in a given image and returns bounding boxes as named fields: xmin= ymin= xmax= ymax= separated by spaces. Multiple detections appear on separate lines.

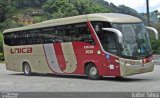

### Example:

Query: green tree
xmin=72 ymin=0 xmax=110 ymax=14
xmin=43 ymin=0 xmax=79 ymax=18
xmin=0 ymin=32 xmax=3 ymax=50
xmin=14 ymin=0 xmax=46 ymax=8
xmin=0 ymin=31 xmax=3 ymax=61
xmin=0 ymin=0 xmax=7 ymax=22
xmin=42 ymin=0 xmax=110 ymax=19
xmin=151 ymin=23 xmax=160 ymax=54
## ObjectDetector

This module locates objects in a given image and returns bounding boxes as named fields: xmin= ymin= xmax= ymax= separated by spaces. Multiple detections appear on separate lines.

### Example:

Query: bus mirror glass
xmin=146 ymin=26 xmax=159 ymax=40
xmin=102 ymin=28 xmax=123 ymax=44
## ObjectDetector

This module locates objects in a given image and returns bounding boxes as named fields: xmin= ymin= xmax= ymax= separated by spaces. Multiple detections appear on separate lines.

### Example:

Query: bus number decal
xmin=85 ymin=50 xmax=93 ymax=54
xmin=11 ymin=47 xmax=32 ymax=54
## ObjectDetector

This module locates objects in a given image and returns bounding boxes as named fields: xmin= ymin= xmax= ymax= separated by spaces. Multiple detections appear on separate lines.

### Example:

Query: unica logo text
xmin=10 ymin=47 xmax=32 ymax=54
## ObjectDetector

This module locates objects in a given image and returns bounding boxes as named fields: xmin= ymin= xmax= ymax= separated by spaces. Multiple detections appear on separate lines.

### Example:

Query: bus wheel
xmin=86 ymin=63 xmax=100 ymax=80
xmin=23 ymin=63 xmax=32 ymax=76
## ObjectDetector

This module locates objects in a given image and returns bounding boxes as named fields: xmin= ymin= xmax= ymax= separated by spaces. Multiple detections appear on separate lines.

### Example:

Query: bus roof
xmin=3 ymin=13 xmax=142 ymax=33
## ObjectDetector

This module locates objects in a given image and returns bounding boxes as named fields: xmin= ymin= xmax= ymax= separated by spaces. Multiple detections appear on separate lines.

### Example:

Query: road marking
xmin=0 ymin=82 xmax=14 ymax=85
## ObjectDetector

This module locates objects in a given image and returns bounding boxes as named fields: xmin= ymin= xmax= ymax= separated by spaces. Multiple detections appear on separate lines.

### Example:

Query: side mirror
xmin=146 ymin=26 xmax=159 ymax=40
xmin=102 ymin=28 xmax=123 ymax=44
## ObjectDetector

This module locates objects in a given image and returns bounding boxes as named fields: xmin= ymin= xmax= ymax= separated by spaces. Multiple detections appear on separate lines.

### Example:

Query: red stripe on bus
xmin=87 ymin=21 xmax=101 ymax=47
xmin=72 ymin=42 xmax=85 ymax=74
xmin=42 ymin=44 xmax=56 ymax=73
xmin=54 ymin=43 xmax=66 ymax=71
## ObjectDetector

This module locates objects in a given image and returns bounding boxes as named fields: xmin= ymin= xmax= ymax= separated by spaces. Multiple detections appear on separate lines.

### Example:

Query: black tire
xmin=115 ymin=76 xmax=123 ymax=79
xmin=86 ymin=63 xmax=100 ymax=80
xmin=23 ymin=63 xmax=32 ymax=76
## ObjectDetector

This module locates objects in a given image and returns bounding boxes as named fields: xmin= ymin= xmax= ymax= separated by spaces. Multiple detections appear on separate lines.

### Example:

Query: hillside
xmin=0 ymin=0 xmax=150 ymax=30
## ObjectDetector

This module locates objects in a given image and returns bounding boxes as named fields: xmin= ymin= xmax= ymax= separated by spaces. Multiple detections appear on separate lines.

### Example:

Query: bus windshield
xmin=113 ymin=23 xmax=152 ymax=59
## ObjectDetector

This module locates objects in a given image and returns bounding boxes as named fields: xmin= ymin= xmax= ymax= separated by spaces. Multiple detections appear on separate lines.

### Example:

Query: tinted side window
xmin=16 ymin=31 xmax=27 ymax=45
xmin=71 ymin=23 xmax=95 ymax=44
xmin=4 ymin=23 xmax=95 ymax=46
xmin=42 ymin=27 xmax=57 ymax=43
xmin=102 ymin=33 xmax=118 ymax=55
xmin=4 ymin=29 xmax=43 ymax=46
xmin=57 ymin=25 xmax=72 ymax=42
xmin=91 ymin=22 xmax=119 ymax=55
xmin=42 ymin=25 xmax=73 ymax=43
xmin=4 ymin=33 xmax=16 ymax=46
xmin=27 ymin=29 xmax=43 ymax=45
xmin=4 ymin=31 xmax=28 ymax=46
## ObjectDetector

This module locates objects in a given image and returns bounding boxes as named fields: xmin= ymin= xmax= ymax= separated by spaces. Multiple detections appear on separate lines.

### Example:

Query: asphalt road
xmin=0 ymin=63 xmax=160 ymax=92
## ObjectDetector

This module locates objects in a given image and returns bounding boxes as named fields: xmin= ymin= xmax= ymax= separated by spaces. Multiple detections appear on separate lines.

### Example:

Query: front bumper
xmin=119 ymin=58 xmax=155 ymax=76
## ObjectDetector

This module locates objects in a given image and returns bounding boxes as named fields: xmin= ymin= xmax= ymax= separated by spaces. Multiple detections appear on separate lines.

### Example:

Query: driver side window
xmin=102 ymin=33 xmax=118 ymax=55
xmin=91 ymin=21 xmax=119 ymax=55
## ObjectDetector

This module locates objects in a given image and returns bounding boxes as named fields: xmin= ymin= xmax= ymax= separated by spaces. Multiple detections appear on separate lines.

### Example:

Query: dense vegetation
xmin=0 ymin=0 xmax=160 ymax=60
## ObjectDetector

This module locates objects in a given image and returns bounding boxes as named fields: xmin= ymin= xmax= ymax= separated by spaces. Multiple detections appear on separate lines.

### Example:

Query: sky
xmin=105 ymin=0 xmax=160 ymax=13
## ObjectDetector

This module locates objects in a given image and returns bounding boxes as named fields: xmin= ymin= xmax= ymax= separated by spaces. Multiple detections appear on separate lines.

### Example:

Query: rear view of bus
xmin=3 ymin=13 xmax=159 ymax=80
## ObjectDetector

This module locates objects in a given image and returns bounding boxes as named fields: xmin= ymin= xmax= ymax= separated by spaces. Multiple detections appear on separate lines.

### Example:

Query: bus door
xmin=101 ymin=31 xmax=120 ymax=76
xmin=93 ymin=22 xmax=120 ymax=76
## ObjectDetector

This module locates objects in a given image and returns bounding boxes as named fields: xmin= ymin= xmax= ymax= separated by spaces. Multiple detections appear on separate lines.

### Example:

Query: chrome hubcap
xmin=90 ymin=67 xmax=97 ymax=76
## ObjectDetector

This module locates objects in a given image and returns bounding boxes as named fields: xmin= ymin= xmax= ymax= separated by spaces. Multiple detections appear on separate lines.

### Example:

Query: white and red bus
xmin=3 ymin=13 xmax=159 ymax=79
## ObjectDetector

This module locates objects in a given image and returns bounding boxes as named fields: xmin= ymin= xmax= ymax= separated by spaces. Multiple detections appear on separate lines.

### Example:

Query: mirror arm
xmin=102 ymin=28 xmax=123 ymax=43
xmin=146 ymin=26 xmax=159 ymax=40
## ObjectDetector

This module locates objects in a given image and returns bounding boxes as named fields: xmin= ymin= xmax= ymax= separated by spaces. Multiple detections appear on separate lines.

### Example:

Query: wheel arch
xmin=84 ymin=62 xmax=97 ymax=74
xmin=21 ymin=60 xmax=31 ymax=72
xmin=84 ymin=61 xmax=104 ymax=77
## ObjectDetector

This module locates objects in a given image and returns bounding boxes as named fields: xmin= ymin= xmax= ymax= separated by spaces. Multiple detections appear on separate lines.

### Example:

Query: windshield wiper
xmin=135 ymin=35 xmax=150 ymax=57
xmin=140 ymin=44 xmax=150 ymax=57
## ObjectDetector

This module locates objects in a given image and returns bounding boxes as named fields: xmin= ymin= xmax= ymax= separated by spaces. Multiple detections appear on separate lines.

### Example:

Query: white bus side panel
xmin=4 ymin=44 xmax=52 ymax=74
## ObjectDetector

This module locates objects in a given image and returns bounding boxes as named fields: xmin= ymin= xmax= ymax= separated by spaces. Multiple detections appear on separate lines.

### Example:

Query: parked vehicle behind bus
xmin=3 ymin=13 xmax=158 ymax=79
